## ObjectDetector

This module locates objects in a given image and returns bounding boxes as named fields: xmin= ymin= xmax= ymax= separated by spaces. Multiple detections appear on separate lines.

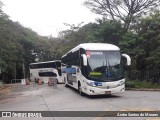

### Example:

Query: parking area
xmin=0 ymin=83 xmax=160 ymax=120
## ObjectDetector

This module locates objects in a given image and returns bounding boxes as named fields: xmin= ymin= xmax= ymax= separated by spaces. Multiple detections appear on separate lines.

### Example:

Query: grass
xmin=125 ymin=80 xmax=160 ymax=89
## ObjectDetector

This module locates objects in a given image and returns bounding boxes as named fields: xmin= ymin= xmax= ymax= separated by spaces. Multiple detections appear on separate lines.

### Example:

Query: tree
xmin=56 ymin=22 xmax=99 ymax=54
xmin=134 ymin=11 xmax=160 ymax=83
xmin=84 ymin=0 xmax=160 ymax=32
xmin=0 ymin=1 xmax=8 ymax=19
xmin=94 ymin=20 xmax=122 ymax=45
xmin=0 ymin=6 xmax=58 ymax=82
xmin=0 ymin=1 xmax=4 ymax=16
xmin=118 ymin=11 xmax=160 ymax=83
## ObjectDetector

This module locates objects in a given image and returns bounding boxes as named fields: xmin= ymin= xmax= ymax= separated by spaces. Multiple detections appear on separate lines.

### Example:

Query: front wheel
xmin=78 ymin=84 xmax=85 ymax=96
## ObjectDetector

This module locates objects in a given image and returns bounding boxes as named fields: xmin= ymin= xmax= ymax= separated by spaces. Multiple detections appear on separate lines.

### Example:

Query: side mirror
xmin=81 ymin=54 xmax=87 ymax=66
xmin=122 ymin=54 xmax=131 ymax=66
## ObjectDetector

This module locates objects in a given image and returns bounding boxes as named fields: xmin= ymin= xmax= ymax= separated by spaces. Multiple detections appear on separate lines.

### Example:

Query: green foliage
xmin=56 ymin=22 xmax=99 ymax=54
xmin=94 ymin=21 xmax=123 ymax=45
xmin=59 ymin=20 xmax=123 ymax=47
xmin=126 ymin=80 xmax=160 ymax=89
xmin=132 ymin=11 xmax=160 ymax=83
xmin=1 ymin=0 xmax=160 ymax=86
xmin=0 ymin=3 xmax=58 ymax=83
xmin=119 ymin=32 xmax=138 ymax=54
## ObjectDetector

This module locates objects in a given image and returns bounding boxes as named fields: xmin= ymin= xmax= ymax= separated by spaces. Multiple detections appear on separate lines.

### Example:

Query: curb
xmin=126 ymin=88 xmax=160 ymax=91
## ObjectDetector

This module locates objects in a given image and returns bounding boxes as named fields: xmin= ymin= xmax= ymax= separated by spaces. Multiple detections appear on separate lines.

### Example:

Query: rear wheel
xmin=64 ymin=77 xmax=68 ymax=87
xmin=56 ymin=78 xmax=59 ymax=84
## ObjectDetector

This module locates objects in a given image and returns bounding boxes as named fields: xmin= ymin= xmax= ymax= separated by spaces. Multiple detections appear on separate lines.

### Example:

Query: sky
xmin=2 ymin=0 xmax=100 ymax=37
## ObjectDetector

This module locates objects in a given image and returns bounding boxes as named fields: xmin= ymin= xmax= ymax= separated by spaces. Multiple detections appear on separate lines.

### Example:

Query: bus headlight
xmin=86 ymin=81 xmax=96 ymax=87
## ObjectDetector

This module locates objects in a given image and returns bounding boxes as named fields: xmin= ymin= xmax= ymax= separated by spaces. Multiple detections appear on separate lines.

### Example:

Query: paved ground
xmin=0 ymin=83 xmax=160 ymax=120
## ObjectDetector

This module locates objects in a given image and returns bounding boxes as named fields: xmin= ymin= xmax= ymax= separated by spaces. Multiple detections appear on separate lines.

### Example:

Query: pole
xmin=23 ymin=63 xmax=25 ymax=79
xmin=15 ymin=62 xmax=16 ymax=81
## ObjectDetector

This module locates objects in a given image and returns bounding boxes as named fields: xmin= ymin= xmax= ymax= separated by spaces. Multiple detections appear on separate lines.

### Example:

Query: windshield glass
xmin=87 ymin=51 xmax=124 ymax=82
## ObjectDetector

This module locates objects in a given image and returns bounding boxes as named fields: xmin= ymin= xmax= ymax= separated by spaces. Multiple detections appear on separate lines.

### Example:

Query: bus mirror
xmin=81 ymin=54 xmax=87 ymax=66
xmin=122 ymin=54 xmax=131 ymax=66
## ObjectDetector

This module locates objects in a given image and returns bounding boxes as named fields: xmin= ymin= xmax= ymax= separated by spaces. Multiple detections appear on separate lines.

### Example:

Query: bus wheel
xmin=78 ymin=83 xmax=84 ymax=96
xmin=64 ymin=78 xmax=68 ymax=87
xmin=56 ymin=78 xmax=59 ymax=84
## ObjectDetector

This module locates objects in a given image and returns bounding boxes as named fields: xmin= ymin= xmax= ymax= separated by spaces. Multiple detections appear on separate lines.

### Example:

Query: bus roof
xmin=30 ymin=60 xmax=61 ymax=65
xmin=62 ymin=43 xmax=120 ymax=57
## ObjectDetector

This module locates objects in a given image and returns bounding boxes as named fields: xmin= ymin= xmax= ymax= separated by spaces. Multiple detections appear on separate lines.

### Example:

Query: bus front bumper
xmin=84 ymin=85 xmax=125 ymax=95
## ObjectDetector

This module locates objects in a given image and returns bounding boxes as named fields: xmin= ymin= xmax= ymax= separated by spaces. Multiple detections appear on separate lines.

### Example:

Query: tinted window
xmin=39 ymin=72 xmax=57 ymax=77
xmin=30 ymin=62 xmax=56 ymax=69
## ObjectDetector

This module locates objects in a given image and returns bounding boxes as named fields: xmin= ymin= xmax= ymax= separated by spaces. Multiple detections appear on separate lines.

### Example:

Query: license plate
xmin=105 ymin=91 xmax=111 ymax=94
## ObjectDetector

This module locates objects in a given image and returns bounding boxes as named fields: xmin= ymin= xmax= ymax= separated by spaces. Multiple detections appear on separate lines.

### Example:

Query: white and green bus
xmin=29 ymin=60 xmax=63 ymax=83
xmin=61 ymin=43 xmax=131 ymax=96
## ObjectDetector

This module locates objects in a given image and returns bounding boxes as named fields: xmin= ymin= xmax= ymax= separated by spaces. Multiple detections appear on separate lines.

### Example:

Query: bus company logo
xmin=86 ymin=51 xmax=90 ymax=58
xmin=2 ymin=112 xmax=11 ymax=117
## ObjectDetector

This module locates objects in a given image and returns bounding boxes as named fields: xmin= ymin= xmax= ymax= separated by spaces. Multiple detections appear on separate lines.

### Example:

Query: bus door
xmin=66 ymin=67 xmax=77 ymax=86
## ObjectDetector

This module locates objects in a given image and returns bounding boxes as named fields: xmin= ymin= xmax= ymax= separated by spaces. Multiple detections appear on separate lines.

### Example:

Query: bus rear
xmin=29 ymin=60 xmax=64 ymax=83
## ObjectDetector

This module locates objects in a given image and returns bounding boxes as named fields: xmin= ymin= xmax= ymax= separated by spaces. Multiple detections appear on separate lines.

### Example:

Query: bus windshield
xmin=87 ymin=51 xmax=124 ymax=82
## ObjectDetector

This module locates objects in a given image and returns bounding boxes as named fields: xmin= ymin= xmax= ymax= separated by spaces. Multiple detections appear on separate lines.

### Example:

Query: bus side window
xmin=72 ymin=68 xmax=76 ymax=74
xmin=77 ymin=68 xmax=80 ymax=73
xmin=62 ymin=68 xmax=66 ymax=73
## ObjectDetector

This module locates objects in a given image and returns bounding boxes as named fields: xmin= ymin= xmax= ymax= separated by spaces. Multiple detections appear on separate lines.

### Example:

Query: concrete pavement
xmin=0 ymin=83 xmax=159 ymax=120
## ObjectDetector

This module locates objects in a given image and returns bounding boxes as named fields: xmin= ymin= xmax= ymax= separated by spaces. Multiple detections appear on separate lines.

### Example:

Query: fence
xmin=11 ymin=79 xmax=21 ymax=84
xmin=11 ymin=78 xmax=30 ymax=84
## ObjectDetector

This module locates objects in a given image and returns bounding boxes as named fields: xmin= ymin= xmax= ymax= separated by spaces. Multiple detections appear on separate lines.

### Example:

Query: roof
xmin=30 ymin=60 xmax=61 ymax=65
xmin=62 ymin=43 xmax=120 ymax=58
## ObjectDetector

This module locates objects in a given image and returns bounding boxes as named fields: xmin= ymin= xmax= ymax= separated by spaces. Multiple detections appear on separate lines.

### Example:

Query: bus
xmin=61 ymin=43 xmax=131 ymax=96
xmin=29 ymin=60 xmax=64 ymax=83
